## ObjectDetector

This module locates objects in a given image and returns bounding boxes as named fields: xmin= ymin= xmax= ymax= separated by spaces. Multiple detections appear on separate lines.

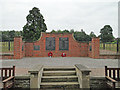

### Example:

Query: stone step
xmin=43 ymin=67 xmax=75 ymax=71
xmin=43 ymin=71 xmax=76 ymax=76
xmin=41 ymin=76 xmax=78 ymax=82
xmin=40 ymin=82 xmax=79 ymax=89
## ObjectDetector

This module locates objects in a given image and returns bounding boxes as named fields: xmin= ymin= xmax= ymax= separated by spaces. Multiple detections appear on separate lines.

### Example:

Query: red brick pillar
xmin=92 ymin=38 xmax=100 ymax=59
xmin=14 ymin=36 xmax=23 ymax=59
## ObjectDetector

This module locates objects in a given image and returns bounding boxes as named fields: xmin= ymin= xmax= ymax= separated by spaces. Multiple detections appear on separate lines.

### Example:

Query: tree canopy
xmin=23 ymin=7 xmax=47 ymax=42
xmin=74 ymin=29 xmax=91 ymax=42
xmin=1 ymin=30 xmax=22 ymax=41
xmin=89 ymin=31 xmax=96 ymax=41
xmin=99 ymin=25 xmax=114 ymax=42
xmin=50 ymin=29 xmax=91 ymax=42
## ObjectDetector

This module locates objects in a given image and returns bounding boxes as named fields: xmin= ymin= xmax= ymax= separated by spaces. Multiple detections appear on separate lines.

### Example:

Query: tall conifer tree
xmin=23 ymin=7 xmax=47 ymax=41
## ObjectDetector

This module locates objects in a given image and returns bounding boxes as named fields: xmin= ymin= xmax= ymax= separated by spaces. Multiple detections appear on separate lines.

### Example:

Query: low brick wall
xmin=15 ymin=76 xmax=30 ymax=88
xmin=0 ymin=54 xmax=14 ymax=59
xmin=99 ymin=54 xmax=120 ymax=59
xmin=90 ymin=77 xmax=109 ymax=88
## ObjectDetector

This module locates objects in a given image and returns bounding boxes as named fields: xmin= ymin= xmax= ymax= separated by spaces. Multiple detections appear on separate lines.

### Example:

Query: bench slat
xmin=2 ymin=76 xmax=14 ymax=83
xmin=117 ymin=70 xmax=119 ymax=80
xmin=105 ymin=66 xmax=120 ymax=88
xmin=0 ymin=66 xmax=15 ymax=89
xmin=106 ymin=76 xmax=117 ymax=83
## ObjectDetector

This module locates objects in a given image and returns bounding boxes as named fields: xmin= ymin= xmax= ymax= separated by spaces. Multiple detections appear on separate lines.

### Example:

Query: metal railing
xmin=0 ymin=41 xmax=14 ymax=53
xmin=100 ymin=39 xmax=120 ymax=54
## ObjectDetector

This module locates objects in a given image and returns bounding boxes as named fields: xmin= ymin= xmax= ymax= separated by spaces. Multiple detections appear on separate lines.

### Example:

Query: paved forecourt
xmin=0 ymin=57 xmax=119 ymax=76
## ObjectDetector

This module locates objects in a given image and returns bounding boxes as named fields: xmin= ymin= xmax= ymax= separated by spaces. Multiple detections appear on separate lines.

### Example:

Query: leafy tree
xmin=15 ymin=31 xmax=22 ymax=36
xmin=57 ymin=30 xmax=63 ymax=33
xmin=89 ymin=31 xmax=96 ymax=41
xmin=51 ymin=30 xmax=56 ymax=33
xmin=70 ymin=29 xmax=74 ymax=33
xmin=23 ymin=7 xmax=47 ymax=42
xmin=74 ymin=29 xmax=90 ymax=42
xmin=0 ymin=31 xmax=2 ymax=41
xmin=1 ymin=30 xmax=23 ymax=41
xmin=63 ymin=29 xmax=69 ymax=33
xmin=99 ymin=25 xmax=114 ymax=42
xmin=50 ymin=29 xmax=91 ymax=42
xmin=2 ymin=31 xmax=9 ymax=41
xmin=9 ymin=30 xmax=15 ymax=41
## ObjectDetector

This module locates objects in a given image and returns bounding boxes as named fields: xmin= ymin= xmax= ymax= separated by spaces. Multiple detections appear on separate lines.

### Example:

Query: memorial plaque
xmin=59 ymin=37 xmax=69 ymax=50
xmin=46 ymin=37 xmax=55 ymax=50
xmin=22 ymin=45 xmax=24 ymax=51
xmin=89 ymin=45 xmax=92 ymax=51
xmin=34 ymin=45 xmax=40 ymax=50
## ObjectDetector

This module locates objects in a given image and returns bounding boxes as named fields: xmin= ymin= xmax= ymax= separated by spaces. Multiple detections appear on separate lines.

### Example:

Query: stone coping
xmin=0 ymin=53 xmax=14 ymax=56
xmin=100 ymin=53 xmax=120 ymax=56
xmin=75 ymin=64 xmax=91 ymax=72
xmin=28 ymin=65 xmax=43 ymax=74
xmin=15 ymin=75 xmax=30 ymax=79
xmin=15 ymin=75 xmax=106 ymax=80
xmin=90 ymin=76 xmax=106 ymax=79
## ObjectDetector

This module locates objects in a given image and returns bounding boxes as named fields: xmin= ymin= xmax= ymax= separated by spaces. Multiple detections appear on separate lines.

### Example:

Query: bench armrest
xmin=2 ymin=76 xmax=14 ymax=83
xmin=106 ymin=76 xmax=117 ymax=83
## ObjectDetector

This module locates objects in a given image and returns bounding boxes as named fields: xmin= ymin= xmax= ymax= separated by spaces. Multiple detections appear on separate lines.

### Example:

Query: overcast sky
xmin=0 ymin=0 xmax=119 ymax=37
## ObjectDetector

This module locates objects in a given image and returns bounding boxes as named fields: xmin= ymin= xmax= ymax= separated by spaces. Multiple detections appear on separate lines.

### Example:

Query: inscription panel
xmin=34 ymin=45 xmax=40 ymax=50
xmin=59 ymin=37 xmax=69 ymax=50
xmin=89 ymin=45 xmax=92 ymax=51
xmin=46 ymin=37 xmax=55 ymax=50
xmin=22 ymin=45 xmax=24 ymax=51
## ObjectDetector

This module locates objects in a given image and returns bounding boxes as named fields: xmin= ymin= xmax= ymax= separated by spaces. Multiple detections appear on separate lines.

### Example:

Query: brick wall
xmin=25 ymin=33 xmax=88 ymax=57
xmin=91 ymin=38 xmax=100 ymax=59
xmin=22 ymin=42 xmax=25 ymax=57
xmin=1 ymin=33 xmax=119 ymax=59
xmin=15 ymin=76 xmax=30 ymax=88
xmin=88 ymin=42 xmax=92 ymax=58
xmin=14 ymin=36 xmax=23 ymax=59
xmin=99 ymin=54 xmax=120 ymax=59
xmin=90 ymin=77 xmax=109 ymax=88
xmin=0 ymin=54 xmax=14 ymax=59
xmin=25 ymin=43 xmax=33 ymax=57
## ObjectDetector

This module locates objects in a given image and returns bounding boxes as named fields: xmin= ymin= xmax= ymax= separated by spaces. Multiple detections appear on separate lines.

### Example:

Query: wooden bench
xmin=0 ymin=66 xmax=15 ymax=89
xmin=105 ymin=66 xmax=120 ymax=88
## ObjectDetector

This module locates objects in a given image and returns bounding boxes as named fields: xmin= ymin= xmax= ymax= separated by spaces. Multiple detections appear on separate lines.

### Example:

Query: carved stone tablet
xmin=59 ymin=37 xmax=69 ymax=50
xmin=46 ymin=37 xmax=55 ymax=50
xmin=34 ymin=45 xmax=40 ymax=50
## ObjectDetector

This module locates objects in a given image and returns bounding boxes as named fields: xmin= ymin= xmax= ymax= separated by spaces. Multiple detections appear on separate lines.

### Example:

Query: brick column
xmin=14 ymin=36 xmax=23 ymax=59
xmin=92 ymin=38 xmax=100 ymax=59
